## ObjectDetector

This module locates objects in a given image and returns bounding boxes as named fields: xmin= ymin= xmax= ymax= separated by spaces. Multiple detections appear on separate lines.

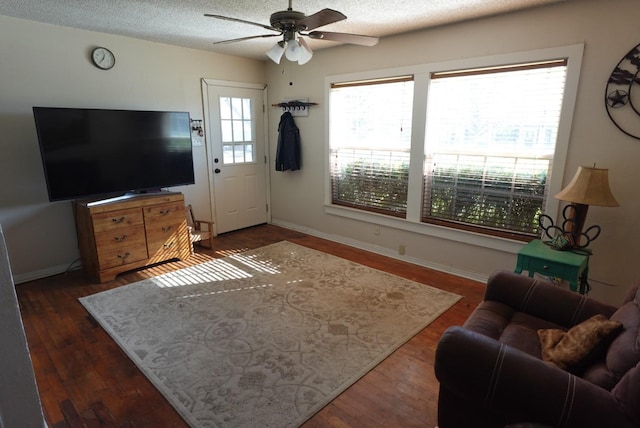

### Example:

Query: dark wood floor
xmin=16 ymin=224 xmax=485 ymax=428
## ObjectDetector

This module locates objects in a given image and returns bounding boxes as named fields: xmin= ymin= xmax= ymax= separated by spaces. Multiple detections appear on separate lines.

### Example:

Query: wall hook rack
xmin=272 ymin=99 xmax=318 ymax=116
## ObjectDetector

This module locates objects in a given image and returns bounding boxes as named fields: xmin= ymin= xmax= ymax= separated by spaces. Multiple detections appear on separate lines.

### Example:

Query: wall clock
xmin=91 ymin=47 xmax=115 ymax=70
xmin=605 ymin=42 xmax=640 ymax=139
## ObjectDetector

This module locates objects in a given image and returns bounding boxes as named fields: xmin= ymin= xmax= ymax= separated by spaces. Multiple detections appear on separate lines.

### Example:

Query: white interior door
xmin=202 ymin=80 xmax=268 ymax=234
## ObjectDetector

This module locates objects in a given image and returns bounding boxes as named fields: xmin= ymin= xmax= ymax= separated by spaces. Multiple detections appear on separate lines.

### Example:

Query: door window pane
xmin=219 ymin=96 xmax=255 ymax=165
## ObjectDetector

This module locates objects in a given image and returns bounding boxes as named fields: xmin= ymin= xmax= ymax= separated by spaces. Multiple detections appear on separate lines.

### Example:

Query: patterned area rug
xmin=79 ymin=241 xmax=461 ymax=427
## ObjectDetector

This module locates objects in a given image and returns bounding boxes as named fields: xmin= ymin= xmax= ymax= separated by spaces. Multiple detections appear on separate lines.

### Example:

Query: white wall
xmin=266 ymin=0 xmax=640 ymax=305
xmin=0 ymin=15 xmax=266 ymax=283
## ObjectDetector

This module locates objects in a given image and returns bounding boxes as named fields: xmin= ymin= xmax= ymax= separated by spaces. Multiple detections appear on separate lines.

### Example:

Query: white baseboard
xmin=15 ymin=222 xmax=490 ymax=286
xmin=271 ymin=219 xmax=488 ymax=284
xmin=13 ymin=262 xmax=80 ymax=285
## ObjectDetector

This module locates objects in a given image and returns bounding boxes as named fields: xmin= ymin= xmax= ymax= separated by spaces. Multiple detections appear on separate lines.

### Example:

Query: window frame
xmin=324 ymin=44 xmax=584 ymax=253
xmin=421 ymin=59 xmax=568 ymax=239
xmin=329 ymin=75 xmax=415 ymax=217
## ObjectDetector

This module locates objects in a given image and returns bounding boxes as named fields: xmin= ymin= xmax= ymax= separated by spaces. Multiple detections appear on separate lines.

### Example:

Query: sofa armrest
xmin=485 ymin=270 xmax=618 ymax=327
xmin=435 ymin=326 xmax=634 ymax=428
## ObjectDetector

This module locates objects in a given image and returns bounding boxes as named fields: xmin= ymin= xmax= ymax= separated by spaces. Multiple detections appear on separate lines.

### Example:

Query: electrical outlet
xmin=399 ymin=244 xmax=405 ymax=255
xmin=374 ymin=225 xmax=380 ymax=236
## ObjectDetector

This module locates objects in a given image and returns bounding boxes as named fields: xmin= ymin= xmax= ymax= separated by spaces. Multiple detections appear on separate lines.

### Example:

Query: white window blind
xmin=421 ymin=60 xmax=568 ymax=237
xmin=329 ymin=76 xmax=414 ymax=217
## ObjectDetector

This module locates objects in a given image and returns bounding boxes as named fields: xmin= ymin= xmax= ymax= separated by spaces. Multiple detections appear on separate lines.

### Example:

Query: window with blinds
xmin=329 ymin=76 xmax=414 ymax=217
xmin=421 ymin=60 xmax=568 ymax=238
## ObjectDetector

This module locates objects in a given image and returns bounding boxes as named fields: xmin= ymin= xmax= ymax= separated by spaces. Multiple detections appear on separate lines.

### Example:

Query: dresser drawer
xmin=92 ymin=208 xmax=144 ymax=233
xmin=146 ymin=221 xmax=188 ymax=255
xmin=143 ymin=202 xmax=184 ymax=225
xmin=95 ymin=225 xmax=147 ymax=254
xmin=147 ymin=235 xmax=183 ymax=262
xmin=96 ymin=240 xmax=148 ymax=269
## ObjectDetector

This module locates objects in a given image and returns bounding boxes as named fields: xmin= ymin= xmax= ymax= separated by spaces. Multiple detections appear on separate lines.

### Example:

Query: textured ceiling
xmin=0 ymin=0 xmax=565 ymax=60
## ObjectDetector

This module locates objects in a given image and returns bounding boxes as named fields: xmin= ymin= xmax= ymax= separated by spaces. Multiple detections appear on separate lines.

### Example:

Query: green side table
xmin=515 ymin=239 xmax=590 ymax=294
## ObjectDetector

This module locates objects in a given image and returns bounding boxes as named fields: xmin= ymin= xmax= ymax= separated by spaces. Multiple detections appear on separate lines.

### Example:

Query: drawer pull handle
xmin=159 ymin=209 xmax=171 ymax=216
xmin=112 ymin=216 xmax=126 ymax=224
xmin=163 ymin=242 xmax=175 ymax=249
xmin=117 ymin=252 xmax=131 ymax=260
xmin=162 ymin=225 xmax=173 ymax=232
xmin=114 ymin=235 xmax=128 ymax=242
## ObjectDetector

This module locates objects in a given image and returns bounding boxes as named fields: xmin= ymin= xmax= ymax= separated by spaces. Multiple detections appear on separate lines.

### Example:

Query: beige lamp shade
xmin=555 ymin=166 xmax=619 ymax=207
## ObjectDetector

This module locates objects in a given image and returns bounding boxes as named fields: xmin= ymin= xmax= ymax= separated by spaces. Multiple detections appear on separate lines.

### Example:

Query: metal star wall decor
xmin=605 ymin=42 xmax=640 ymax=139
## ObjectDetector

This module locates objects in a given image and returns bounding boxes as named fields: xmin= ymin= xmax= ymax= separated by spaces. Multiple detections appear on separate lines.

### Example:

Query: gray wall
xmin=0 ymin=225 xmax=46 ymax=427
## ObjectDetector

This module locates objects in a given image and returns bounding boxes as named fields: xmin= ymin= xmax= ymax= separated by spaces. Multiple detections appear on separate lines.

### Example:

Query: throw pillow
xmin=538 ymin=314 xmax=622 ymax=371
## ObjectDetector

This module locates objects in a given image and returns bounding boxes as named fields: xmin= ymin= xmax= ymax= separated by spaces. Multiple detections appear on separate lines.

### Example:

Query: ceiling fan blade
xmin=213 ymin=34 xmax=281 ymax=45
xmin=296 ymin=8 xmax=346 ymax=31
xmin=204 ymin=14 xmax=279 ymax=32
xmin=308 ymin=31 xmax=379 ymax=47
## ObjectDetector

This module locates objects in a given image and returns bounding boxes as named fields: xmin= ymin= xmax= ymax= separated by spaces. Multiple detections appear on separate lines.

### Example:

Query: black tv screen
xmin=33 ymin=107 xmax=195 ymax=201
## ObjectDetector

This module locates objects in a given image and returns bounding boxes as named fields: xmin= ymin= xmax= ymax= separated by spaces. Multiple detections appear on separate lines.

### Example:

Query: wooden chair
xmin=186 ymin=204 xmax=215 ymax=249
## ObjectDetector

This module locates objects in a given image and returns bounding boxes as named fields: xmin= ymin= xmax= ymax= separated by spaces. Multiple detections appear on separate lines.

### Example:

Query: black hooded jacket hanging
xmin=275 ymin=111 xmax=301 ymax=171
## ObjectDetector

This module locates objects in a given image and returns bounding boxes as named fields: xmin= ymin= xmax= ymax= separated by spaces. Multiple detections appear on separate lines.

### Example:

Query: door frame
xmin=201 ymin=78 xmax=271 ymax=235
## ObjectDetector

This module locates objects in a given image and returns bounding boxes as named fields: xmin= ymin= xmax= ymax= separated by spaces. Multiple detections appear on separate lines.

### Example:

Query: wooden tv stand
xmin=75 ymin=192 xmax=192 ymax=283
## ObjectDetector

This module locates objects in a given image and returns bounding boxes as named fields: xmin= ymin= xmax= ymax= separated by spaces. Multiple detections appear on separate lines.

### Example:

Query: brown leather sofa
xmin=434 ymin=270 xmax=640 ymax=428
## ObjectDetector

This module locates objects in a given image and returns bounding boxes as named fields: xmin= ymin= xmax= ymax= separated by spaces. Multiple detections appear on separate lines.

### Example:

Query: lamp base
xmin=562 ymin=203 xmax=589 ymax=246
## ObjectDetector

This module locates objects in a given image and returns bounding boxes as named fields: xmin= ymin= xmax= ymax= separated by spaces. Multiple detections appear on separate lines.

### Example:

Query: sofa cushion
xmin=612 ymin=361 xmax=640 ymax=425
xmin=538 ymin=314 xmax=622 ymax=371
xmin=464 ymin=300 xmax=563 ymax=358
xmin=581 ymin=283 xmax=640 ymax=390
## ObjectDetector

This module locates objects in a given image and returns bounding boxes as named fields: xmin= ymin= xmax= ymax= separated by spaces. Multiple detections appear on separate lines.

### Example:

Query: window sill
xmin=324 ymin=204 xmax=524 ymax=254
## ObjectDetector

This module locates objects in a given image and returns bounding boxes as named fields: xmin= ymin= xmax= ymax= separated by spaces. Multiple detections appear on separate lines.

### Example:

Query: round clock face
xmin=91 ymin=47 xmax=115 ymax=70
xmin=605 ymin=42 xmax=640 ymax=139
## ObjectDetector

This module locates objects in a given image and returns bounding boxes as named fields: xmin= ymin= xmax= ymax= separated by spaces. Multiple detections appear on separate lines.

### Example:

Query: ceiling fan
xmin=205 ymin=0 xmax=379 ymax=65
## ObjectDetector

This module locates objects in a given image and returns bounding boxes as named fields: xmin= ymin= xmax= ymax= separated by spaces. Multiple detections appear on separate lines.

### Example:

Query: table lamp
xmin=554 ymin=165 xmax=619 ymax=246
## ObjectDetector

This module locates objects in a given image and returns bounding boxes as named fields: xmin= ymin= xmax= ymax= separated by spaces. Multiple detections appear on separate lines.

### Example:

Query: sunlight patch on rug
xmin=79 ymin=241 xmax=461 ymax=427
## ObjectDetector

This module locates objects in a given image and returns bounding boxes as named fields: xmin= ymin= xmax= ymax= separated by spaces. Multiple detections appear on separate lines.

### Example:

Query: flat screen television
xmin=33 ymin=107 xmax=195 ymax=201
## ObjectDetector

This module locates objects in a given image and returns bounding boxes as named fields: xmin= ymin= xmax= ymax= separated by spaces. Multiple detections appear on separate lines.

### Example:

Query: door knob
xmin=214 ymin=168 xmax=221 ymax=174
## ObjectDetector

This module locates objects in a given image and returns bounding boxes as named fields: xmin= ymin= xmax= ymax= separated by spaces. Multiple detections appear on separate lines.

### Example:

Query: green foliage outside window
xmin=428 ymin=165 xmax=546 ymax=234
xmin=332 ymin=160 xmax=546 ymax=234
xmin=332 ymin=160 xmax=410 ymax=215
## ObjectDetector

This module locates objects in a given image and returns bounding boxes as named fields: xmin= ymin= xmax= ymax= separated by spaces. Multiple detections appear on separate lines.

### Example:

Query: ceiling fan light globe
xmin=297 ymin=38 xmax=313 ymax=65
xmin=285 ymin=39 xmax=302 ymax=61
xmin=297 ymin=51 xmax=312 ymax=65
xmin=266 ymin=41 xmax=285 ymax=64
